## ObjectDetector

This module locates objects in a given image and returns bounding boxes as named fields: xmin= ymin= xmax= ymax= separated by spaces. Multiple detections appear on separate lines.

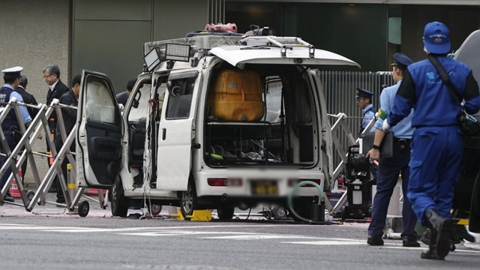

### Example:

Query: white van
xmin=76 ymin=33 xmax=359 ymax=220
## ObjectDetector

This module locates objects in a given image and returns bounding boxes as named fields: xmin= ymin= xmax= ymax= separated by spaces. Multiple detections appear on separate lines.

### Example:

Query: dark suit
xmin=46 ymin=80 xmax=69 ymax=193
xmin=54 ymin=90 xmax=78 ymax=202
xmin=46 ymin=80 xmax=70 ymax=129
xmin=116 ymin=91 xmax=129 ymax=107
xmin=16 ymin=86 xmax=38 ymax=120
xmin=16 ymin=86 xmax=39 ymax=177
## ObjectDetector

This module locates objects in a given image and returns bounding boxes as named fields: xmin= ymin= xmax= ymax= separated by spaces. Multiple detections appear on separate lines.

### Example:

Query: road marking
xmin=384 ymin=246 xmax=480 ymax=253
xmin=1 ymin=223 xmax=479 ymax=253
xmin=284 ymin=240 xmax=366 ymax=245
xmin=202 ymin=235 xmax=312 ymax=240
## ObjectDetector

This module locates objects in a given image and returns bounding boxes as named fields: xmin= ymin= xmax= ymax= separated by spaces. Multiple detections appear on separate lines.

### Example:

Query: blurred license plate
xmin=251 ymin=180 xmax=278 ymax=195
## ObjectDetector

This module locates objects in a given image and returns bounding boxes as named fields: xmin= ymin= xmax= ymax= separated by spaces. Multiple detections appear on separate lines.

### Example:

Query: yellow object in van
xmin=208 ymin=69 xmax=265 ymax=121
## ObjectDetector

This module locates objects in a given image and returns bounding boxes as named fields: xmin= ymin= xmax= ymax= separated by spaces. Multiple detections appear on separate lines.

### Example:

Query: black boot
xmin=421 ymin=229 xmax=445 ymax=260
xmin=3 ymin=191 xmax=15 ymax=202
xmin=424 ymin=209 xmax=453 ymax=259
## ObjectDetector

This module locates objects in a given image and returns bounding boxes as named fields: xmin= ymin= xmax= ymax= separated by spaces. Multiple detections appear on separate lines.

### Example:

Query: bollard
xmin=67 ymin=164 xmax=76 ymax=201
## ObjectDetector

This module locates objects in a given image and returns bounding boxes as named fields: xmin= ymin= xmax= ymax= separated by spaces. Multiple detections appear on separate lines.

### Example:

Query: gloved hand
xmin=383 ymin=119 xmax=391 ymax=131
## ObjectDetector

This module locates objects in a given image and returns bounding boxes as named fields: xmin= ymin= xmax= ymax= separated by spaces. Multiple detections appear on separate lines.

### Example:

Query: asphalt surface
xmin=1 ymin=194 xmax=479 ymax=270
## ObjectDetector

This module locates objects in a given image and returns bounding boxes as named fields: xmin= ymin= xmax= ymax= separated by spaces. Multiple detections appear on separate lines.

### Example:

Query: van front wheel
xmin=180 ymin=182 xmax=197 ymax=220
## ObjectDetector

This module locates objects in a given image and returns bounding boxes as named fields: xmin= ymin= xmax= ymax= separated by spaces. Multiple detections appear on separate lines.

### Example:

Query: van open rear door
xmin=76 ymin=70 xmax=122 ymax=188
xmin=156 ymin=70 xmax=200 ymax=191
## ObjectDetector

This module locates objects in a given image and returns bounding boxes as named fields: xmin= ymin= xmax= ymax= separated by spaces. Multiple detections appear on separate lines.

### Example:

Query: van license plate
xmin=251 ymin=181 xmax=278 ymax=195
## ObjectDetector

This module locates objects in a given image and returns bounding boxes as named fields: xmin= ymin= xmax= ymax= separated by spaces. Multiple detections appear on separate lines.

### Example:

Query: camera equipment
xmin=343 ymin=145 xmax=374 ymax=219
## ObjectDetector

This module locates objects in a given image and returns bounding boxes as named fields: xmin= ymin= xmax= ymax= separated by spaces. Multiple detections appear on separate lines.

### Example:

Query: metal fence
xmin=319 ymin=71 xmax=394 ymax=167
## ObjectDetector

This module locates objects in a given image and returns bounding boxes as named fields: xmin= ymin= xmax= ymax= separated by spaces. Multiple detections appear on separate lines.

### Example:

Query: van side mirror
xmin=132 ymin=90 xmax=141 ymax=108
xmin=132 ymin=99 xmax=139 ymax=108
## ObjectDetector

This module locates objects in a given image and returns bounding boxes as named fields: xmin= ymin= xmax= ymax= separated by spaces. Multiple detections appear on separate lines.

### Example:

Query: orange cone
xmin=9 ymin=154 xmax=23 ymax=198
xmin=9 ymin=179 xmax=22 ymax=198
xmin=87 ymin=188 xmax=106 ymax=196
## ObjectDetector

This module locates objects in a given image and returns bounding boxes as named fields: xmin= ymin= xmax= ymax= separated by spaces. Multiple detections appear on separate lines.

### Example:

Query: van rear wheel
xmin=111 ymin=177 xmax=128 ymax=217
xmin=180 ymin=182 xmax=197 ymax=220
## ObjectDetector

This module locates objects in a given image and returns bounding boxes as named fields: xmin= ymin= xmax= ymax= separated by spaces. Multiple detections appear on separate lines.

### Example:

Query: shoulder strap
xmin=428 ymin=54 xmax=461 ymax=106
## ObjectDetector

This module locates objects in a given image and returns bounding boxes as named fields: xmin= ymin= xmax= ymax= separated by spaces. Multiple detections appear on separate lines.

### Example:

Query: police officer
xmin=0 ymin=67 xmax=32 ymax=202
xmin=366 ymin=53 xmax=419 ymax=247
xmin=384 ymin=21 xmax=480 ymax=260
xmin=356 ymin=87 xmax=376 ymax=135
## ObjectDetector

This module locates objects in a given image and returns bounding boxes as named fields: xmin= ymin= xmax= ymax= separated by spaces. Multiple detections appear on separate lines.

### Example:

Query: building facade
xmin=1 ymin=0 xmax=479 ymax=99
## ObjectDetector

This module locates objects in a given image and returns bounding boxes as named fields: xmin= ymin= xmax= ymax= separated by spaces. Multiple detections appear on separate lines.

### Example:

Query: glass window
xmin=127 ymin=82 xmax=151 ymax=123
xmin=165 ymin=77 xmax=196 ymax=120
xmin=85 ymin=77 xmax=116 ymax=124
xmin=264 ymin=77 xmax=282 ymax=123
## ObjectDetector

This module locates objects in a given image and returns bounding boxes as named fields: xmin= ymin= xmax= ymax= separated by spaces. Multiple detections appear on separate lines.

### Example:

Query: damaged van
xmin=76 ymin=31 xmax=360 ymax=220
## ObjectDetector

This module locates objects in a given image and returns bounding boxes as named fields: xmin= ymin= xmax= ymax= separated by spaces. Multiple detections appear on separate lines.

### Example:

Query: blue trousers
xmin=368 ymin=139 xmax=417 ymax=237
xmin=407 ymin=126 xmax=464 ymax=226
xmin=0 ymin=134 xmax=15 ymax=188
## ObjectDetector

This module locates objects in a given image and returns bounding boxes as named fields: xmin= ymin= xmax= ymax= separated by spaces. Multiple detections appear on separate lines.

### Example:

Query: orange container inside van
xmin=208 ymin=69 xmax=265 ymax=122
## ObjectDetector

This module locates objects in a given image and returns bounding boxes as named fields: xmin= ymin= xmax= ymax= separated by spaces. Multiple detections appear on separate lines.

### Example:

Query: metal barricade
xmin=0 ymin=98 xmax=51 ymax=208
xmin=326 ymin=112 xmax=377 ymax=216
xmin=0 ymin=98 xmax=107 ymax=216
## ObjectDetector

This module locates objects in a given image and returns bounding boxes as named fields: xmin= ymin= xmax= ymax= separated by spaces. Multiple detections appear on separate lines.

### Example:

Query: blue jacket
xmin=389 ymin=55 xmax=480 ymax=128
xmin=0 ymin=85 xmax=31 ymax=135
xmin=0 ymin=86 xmax=17 ymax=135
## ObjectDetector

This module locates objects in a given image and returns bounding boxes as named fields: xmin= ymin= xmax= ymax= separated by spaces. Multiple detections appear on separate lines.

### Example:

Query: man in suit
xmin=43 ymin=65 xmax=69 ymax=193
xmin=15 ymin=75 xmax=41 ymax=178
xmin=54 ymin=74 xmax=81 ymax=204
xmin=16 ymin=75 xmax=39 ymax=119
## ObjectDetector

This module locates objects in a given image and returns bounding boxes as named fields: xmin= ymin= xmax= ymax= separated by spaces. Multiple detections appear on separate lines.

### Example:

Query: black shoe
xmin=3 ymin=193 xmax=15 ymax=202
xmin=48 ymin=188 xmax=57 ymax=193
xmin=367 ymin=235 xmax=384 ymax=246
xmin=421 ymin=246 xmax=445 ymax=260
xmin=421 ymin=228 xmax=444 ymax=260
xmin=425 ymin=209 xmax=453 ymax=259
xmin=403 ymin=236 xmax=421 ymax=247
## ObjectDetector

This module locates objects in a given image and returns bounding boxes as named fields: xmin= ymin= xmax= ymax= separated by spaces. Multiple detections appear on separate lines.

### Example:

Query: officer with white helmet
xmin=0 ymin=66 xmax=32 ymax=202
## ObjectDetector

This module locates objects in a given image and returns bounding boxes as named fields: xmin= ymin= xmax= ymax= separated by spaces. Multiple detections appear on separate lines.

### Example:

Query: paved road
xmin=1 ymin=195 xmax=479 ymax=270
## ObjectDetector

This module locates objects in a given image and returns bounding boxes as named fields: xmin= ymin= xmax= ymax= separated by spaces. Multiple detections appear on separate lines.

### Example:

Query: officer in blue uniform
xmin=356 ymin=87 xmax=376 ymax=135
xmin=366 ymin=53 xmax=419 ymax=247
xmin=384 ymin=22 xmax=480 ymax=260
xmin=0 ymin=66 xmax=32 ymax=202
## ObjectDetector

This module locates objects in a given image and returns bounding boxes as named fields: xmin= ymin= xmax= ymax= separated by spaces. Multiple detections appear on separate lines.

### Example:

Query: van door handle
xmin=162 ymin=128 xmax=166 ymax=140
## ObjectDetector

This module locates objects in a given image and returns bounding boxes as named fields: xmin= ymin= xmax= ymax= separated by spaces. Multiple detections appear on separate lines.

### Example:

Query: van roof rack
xmin=144 ymin=35 xmax=315 ymax=57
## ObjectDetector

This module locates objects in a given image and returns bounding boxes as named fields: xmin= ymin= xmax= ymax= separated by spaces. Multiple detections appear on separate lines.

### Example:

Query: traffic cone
xmin=9 ymin=179 xmax=22 ymax=198
xmin=87 ymin=188 xmax=106 ymax=196
xmin=9 ymin=154 xmax=23 ymax=198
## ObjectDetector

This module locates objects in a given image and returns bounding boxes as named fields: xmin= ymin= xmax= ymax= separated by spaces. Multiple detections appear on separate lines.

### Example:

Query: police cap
xmin=2 ymin=66 xmax=23 ymax=78
xmin=391 ymin=53 xmax=413 ymax=68
xmin=356 ymin=87 xmax=373 ymax=99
